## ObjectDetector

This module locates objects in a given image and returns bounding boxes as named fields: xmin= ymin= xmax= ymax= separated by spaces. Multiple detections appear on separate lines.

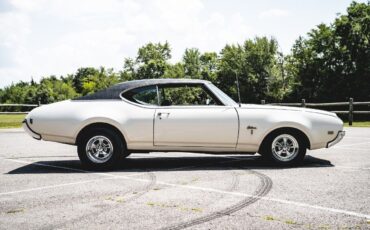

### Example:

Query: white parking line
xmin=152 ymin=182 xmax=370 ymax=219
xmin=1 ymin=158 xmax=369 ymax=219
xmin=0 ymin=176 xmax=122 ymax=196
xmin=334 ymin=146 xmax=370 ymax=151
xmin=5 ymin=158 xmax=117 ymax=177
xmin=334 ymin=141 xmax=370 ymax=148
xmin=344 ymin=136 xmax=370 ymax=140
xmin=335 ymin=165 xmax=370 ymax=170
xmin=0 ymin=157 xmax=246 ymax=196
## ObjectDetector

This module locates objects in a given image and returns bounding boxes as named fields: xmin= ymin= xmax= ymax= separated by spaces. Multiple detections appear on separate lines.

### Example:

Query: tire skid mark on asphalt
xmin=49 ymin=159 xmax=245 ymax=228
xmin=2 ymin=157 xmax=370 ymax=220
xmin=0 ymin=157 xmax=247 ymax=196
xmin=161 ymin=170 xmax=272 ymax=230
xmin=59 ymin=166 xmax=243 ymax=229
xmin=1 ymin=157 xmax=247 ymax=229
xmin=0 ymin=157 xmax=245 ymax=213
xmin=156 ymin=180 xmax=370 ymax=219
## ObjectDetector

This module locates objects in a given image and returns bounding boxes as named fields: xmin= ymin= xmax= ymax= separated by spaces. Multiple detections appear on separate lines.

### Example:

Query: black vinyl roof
xmin=73 ymin=78 xmax=209 ymax=100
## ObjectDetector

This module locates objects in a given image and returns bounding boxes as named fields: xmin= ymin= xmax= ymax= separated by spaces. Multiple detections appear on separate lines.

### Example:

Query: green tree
xmin=200 ymin=52 xmax=218 ymax=82
xmin=163 ymin=63 xmax=185 ymax=79
xmin=183 ymin=48 xmax=201 ymax=78
xmin=136 ymin=42 xmax=171 ymax=79
xmin=217 ymin=37 xmax=279 ymax=103
xmin=81 ymin=67 xmax=119 ymax=95
xmin=289 ymin=1 xmax=370 ymax=101
xmin=120 ymin=58 xmax=137 ymax=81
xmin=73 ymin=67 xmax=99 ymax=93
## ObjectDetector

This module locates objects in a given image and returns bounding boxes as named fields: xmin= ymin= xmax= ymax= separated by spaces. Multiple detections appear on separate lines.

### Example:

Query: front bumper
xmin=327 ymin=131 xmax=345 ymax=148
xmin=22 ymin=119 xmax=41 ymax=140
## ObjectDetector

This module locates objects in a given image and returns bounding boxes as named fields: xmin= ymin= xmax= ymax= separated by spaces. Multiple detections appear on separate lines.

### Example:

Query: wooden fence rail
xmin=264 ymin=98 xmax=370 ymax=126
xmin=0 ymin=102 xmax=40 ymax=115
xmin=1 ymin=99 xmax=370 ymax=126
xmin=0 ymin=103 xmax=39 ymax=107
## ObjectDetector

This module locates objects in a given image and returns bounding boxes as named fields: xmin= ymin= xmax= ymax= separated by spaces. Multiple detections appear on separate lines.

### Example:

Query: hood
xmin=240 ymin=104 xmax=337 ymax=117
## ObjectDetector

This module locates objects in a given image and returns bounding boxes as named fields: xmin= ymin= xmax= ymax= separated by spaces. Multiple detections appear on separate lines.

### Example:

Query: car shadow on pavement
xmin=6 ymin=155 xmax=333 ymax=174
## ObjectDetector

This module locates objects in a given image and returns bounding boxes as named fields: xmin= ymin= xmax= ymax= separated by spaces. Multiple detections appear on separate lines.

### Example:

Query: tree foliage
xmin=288 ymin=1 xmax=370 ymax=101
xmin=217 ymin=37 xmax=283 ymax=102
xmin=0 ymin=1 xmax=369 ymax=105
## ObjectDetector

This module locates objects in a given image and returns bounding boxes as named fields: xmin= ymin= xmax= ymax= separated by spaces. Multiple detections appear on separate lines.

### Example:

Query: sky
xmin=0 ymin=0 xmax=365 ymax=88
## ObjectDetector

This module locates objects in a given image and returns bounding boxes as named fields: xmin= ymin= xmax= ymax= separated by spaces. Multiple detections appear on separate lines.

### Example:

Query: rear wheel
xmin=77 ymin=128 xmax=127 ymax=169
xmin=260 ymin=130 xmax=306 ymax=166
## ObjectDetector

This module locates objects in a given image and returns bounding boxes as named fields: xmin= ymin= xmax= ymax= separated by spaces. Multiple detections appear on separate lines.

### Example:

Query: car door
xmin=154 ymin=84 xmax=239 ymax=148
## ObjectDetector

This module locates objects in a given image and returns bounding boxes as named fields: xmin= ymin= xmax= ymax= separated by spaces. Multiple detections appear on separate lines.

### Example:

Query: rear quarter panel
xmin=27 ymin=100 xmax=155 ymax=147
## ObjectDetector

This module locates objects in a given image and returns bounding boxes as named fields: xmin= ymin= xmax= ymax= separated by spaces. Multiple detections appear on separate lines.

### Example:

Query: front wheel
xmin=260 ymin=131 xmax=306 ymax=166
xmin=77 ymin=128 xmax=126 ymax=169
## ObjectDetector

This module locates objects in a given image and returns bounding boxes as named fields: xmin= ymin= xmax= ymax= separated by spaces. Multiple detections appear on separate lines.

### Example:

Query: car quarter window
xmin=158 ymin=84 xmax=222 ymax=106
xmin=121 ymin=85 xmax=159 ymax=106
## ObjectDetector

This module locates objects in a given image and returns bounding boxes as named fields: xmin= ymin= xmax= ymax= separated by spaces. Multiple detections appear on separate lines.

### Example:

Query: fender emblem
xmin=247 ymin=126 xmax=257 ymax=134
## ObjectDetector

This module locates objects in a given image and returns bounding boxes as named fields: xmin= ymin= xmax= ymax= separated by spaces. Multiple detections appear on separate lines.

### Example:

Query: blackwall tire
xmin=260 ymin=130 xmax=306 ymax=166
xmin=77 ymin=127 xmax=126 ymax=170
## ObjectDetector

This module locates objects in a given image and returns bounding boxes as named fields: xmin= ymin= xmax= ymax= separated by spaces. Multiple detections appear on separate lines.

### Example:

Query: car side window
xmin=158 ymin=84 xmax=221 ymax=106
xmin=122 ymin=85 xmax=158 ymax=106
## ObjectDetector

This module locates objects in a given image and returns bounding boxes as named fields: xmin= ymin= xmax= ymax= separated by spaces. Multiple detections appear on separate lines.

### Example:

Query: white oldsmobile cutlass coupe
xmin=23 ymin=79 xmax=345 ymax=168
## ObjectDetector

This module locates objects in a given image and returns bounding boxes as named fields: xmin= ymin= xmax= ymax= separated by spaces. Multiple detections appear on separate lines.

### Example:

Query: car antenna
xmin=234 ymin=70 xmax=242 ymax=107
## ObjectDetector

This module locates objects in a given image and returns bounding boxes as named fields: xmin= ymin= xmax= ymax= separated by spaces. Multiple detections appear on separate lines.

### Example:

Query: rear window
xmin=121 ymin=85 xmax=158 ymax=106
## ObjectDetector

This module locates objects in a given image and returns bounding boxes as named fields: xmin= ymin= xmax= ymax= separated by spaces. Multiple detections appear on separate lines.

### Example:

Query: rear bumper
xmin=22 ymin=119 xmax=41 ymax=140
xmin=327 ymin=131 xmax=345 ymax=148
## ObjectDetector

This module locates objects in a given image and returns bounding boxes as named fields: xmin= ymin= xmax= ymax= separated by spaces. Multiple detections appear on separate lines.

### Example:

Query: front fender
xmin=257 ymin=122 xmax=313 ymax=148
xmin=236 ymin=108 xmax=313 ymax=151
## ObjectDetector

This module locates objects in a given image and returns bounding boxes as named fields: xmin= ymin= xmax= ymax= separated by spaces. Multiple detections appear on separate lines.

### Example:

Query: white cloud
xmin=8 ymin=0 xmax=47 ymax=12
xmin=0 ymin=0 xmax=360 ymax=88
xmin=259 ymin=9 xmax=289 ymax=19
xmin=0 ymin=0 xmax=256 ymax=87
xmin=36 ymin=27 xmax=137 ymax=74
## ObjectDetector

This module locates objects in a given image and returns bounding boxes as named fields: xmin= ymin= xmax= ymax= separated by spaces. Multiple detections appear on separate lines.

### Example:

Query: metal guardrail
xmin=0 ymin=102 xmax=40 ymax=114
xmin=1 ymin=99 xmax=369 ymax=126
xmin=0 ymin=111 xmax=32 ymax=114
xmin=0 ymin=103 xmax=39 ymax=107
xmin=261 ymin=98 xmax=370 ymax=126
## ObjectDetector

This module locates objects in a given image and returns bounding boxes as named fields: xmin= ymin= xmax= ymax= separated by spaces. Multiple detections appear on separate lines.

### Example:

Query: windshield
xmin=206 ymin=83 xmax=238 ymax=106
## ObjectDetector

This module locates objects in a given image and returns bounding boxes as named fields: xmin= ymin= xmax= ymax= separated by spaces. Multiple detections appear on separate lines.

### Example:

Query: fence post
xmin=349 ymin=98 xmax=353 ymax=126
xmin=301 ymin=99 xmax=306 ymax=107
xmin=261 ymin=100 xmax=265 ymax=105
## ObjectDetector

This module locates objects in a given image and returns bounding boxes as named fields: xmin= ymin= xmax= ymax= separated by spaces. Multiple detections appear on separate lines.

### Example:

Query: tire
xmin=259 ymin=130 xmax=307 ymax=166
xmin=77 ymin=127 xmax=127 ymax=170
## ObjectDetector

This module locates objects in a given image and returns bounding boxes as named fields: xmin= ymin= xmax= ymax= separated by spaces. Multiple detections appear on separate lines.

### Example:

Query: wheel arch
xmin=75 ymin=122 xmax=127 ymax=147
xmin=258 ymin=127 xmax=311 ymax=153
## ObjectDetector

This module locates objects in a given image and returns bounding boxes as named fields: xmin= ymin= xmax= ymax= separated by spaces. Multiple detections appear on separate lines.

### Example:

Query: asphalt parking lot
xmin=0 ymin=128 xmax=369 ymax=229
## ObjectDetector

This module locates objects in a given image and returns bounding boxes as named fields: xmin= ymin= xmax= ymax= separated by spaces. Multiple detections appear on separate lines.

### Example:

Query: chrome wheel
xmin=271 ymin=134 xmax=299 ymax=162
xmin=86 ymin=136 xmax=114 ymax=164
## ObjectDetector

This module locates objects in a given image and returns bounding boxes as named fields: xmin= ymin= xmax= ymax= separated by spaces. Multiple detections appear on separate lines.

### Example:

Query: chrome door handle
xmin=158 ymin=112 xmax=170 ymax=119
